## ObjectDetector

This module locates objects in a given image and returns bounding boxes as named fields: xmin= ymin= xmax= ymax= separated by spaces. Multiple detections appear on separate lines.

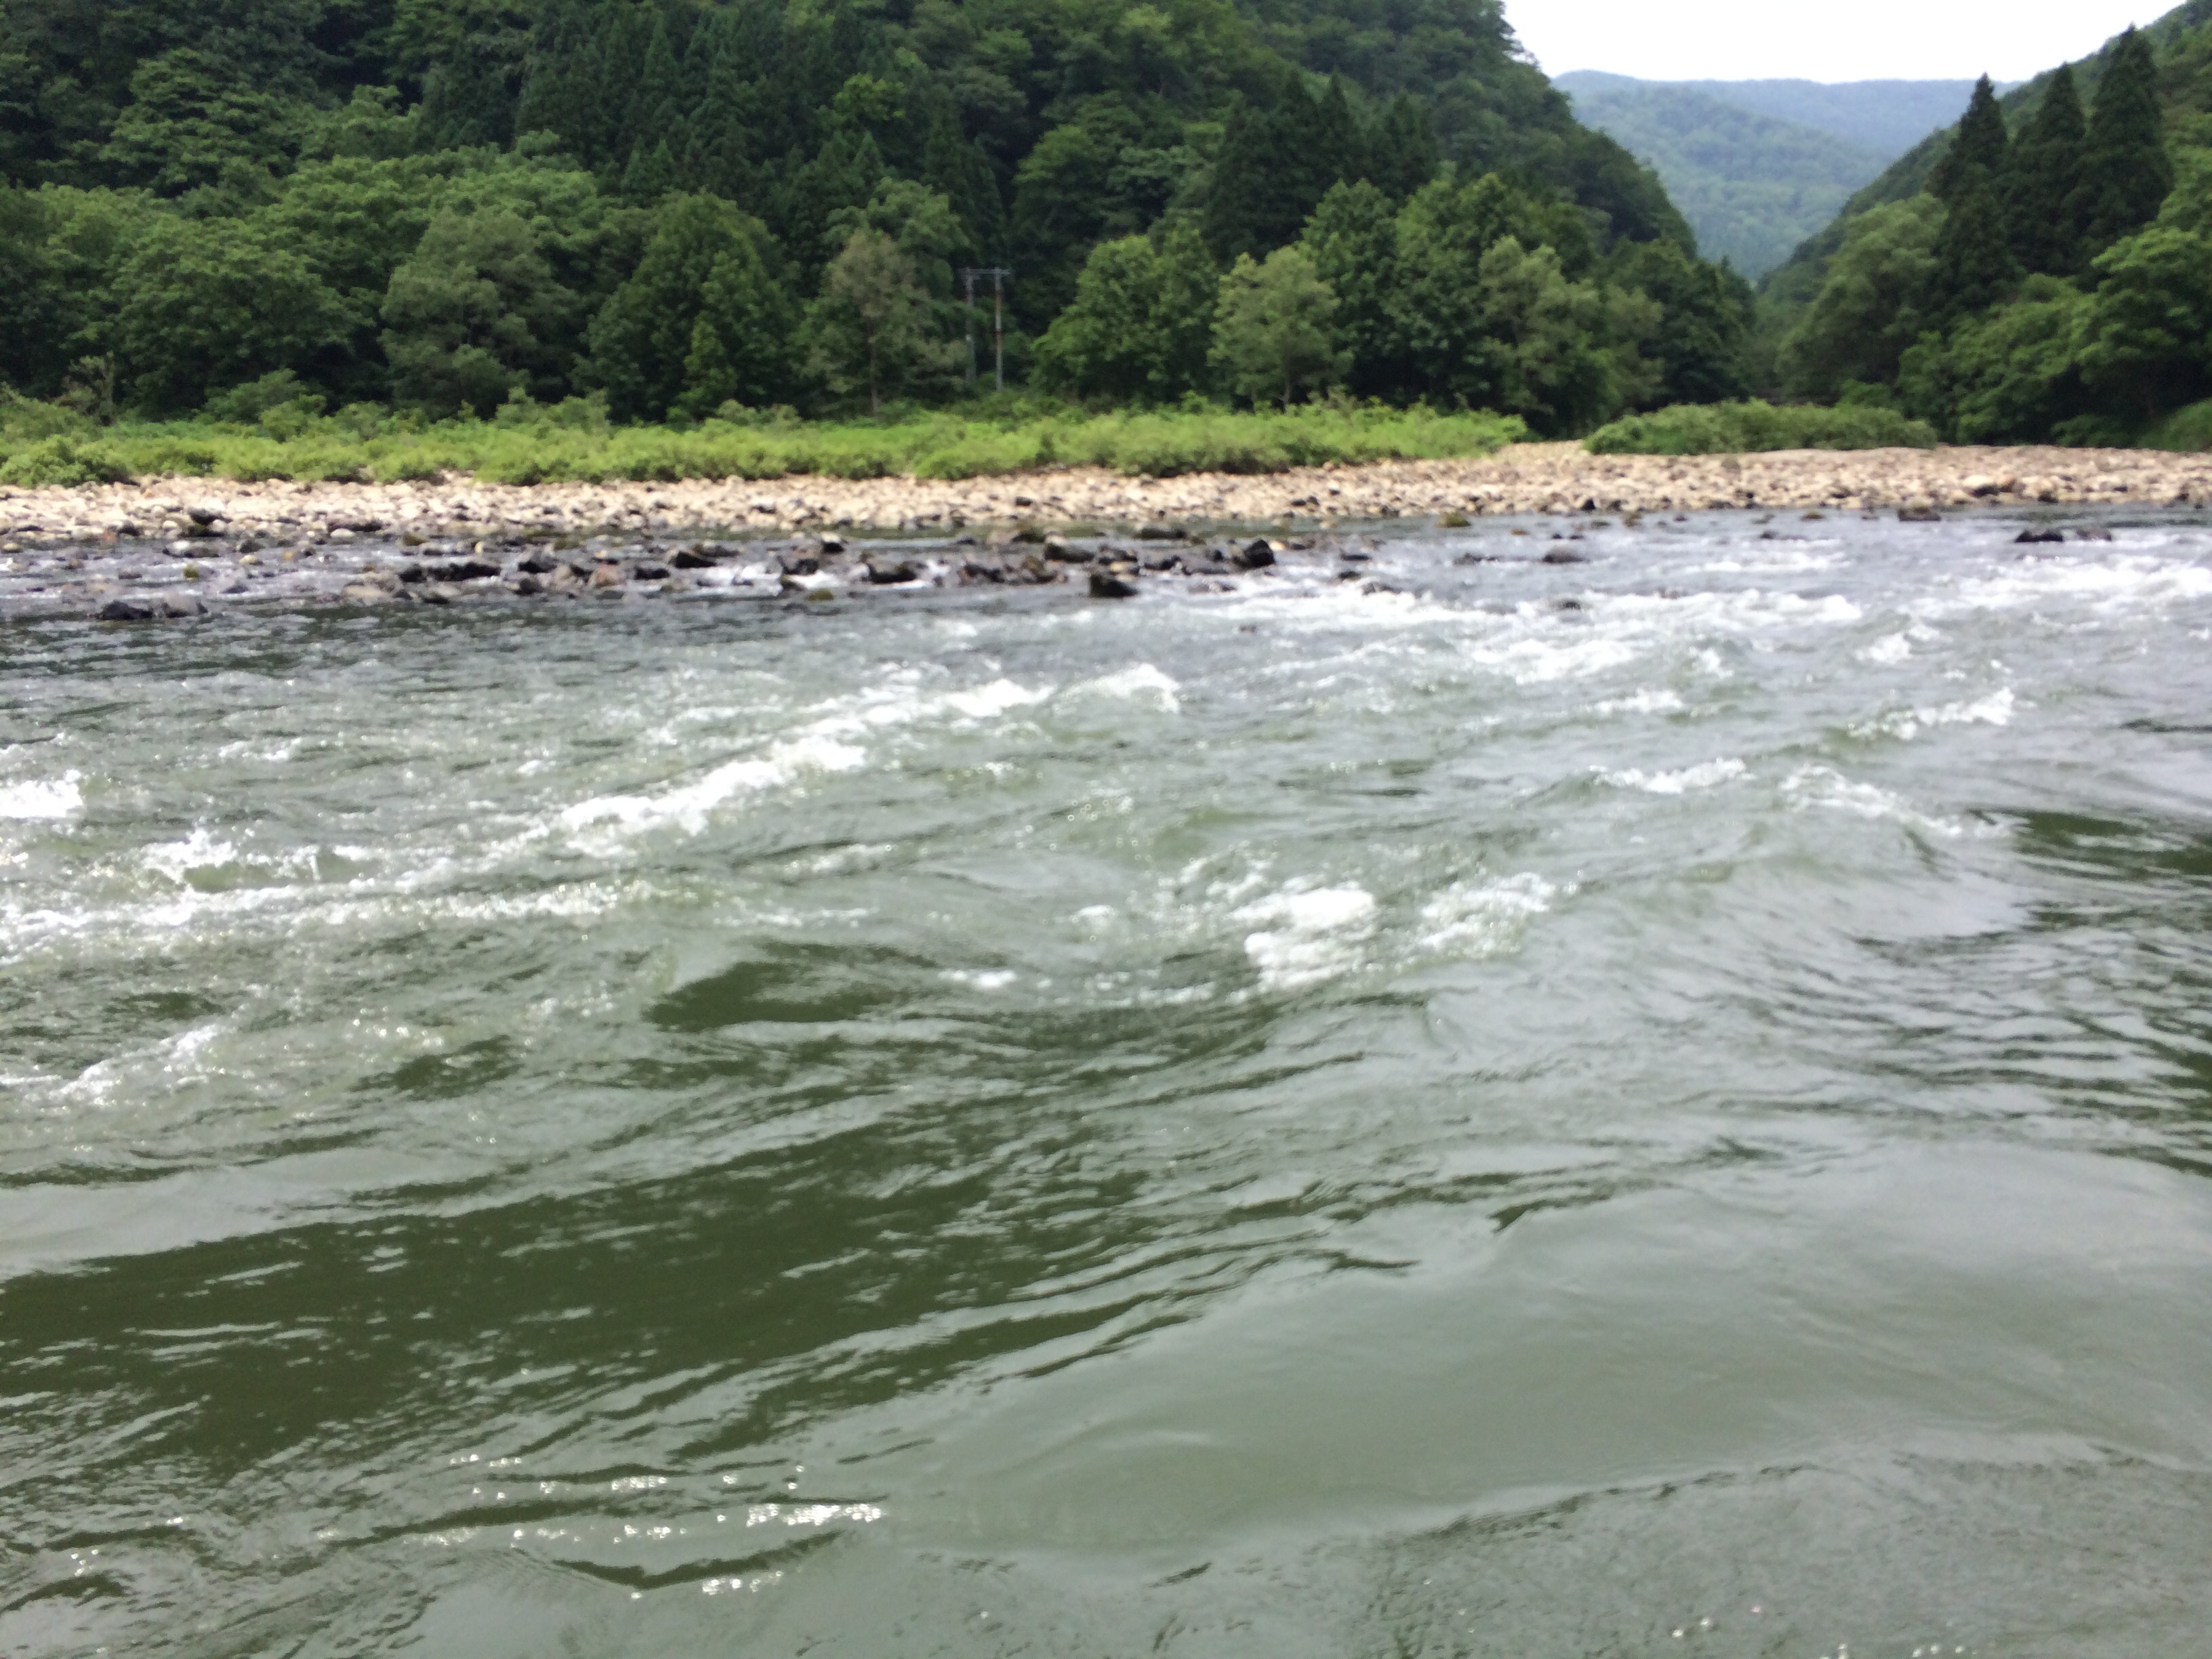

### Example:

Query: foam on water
xmin=1781 ymin=764 xmax=1975 ymax=838
xmin=1416 ymin=874 xmax=1563 ymax=958
xmin=1856 ymin=687 xmax=2017 ymax=742
xmin=1601 ymin=758 xmax=1748 ymax=794
xmin=0 ymin=773 xmax=81 ymax=821
xmin=1237 ymin=884 xmax=1378 ymax=990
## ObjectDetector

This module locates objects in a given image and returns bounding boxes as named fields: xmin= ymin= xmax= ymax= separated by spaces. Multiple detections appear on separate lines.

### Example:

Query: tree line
xmin=1776 ymin=24 xmax=2212 ymax=442
xmin=0 ymin=0 xmax=1750 ymax=434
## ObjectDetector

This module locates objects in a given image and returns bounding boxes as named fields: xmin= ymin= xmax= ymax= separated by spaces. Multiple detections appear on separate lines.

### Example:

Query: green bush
xmin=1 ymin=393 xmax=97 ymax=444
xmin=0 ymin=403 xmax=1527 ymax=489
xmin=2141 ymin=398 xmax=2212 ymax=452
xmin=1584 ymin=400 xmax=1939 ymax=455
xmin=0 ymin=435 xmax=136 ymax=486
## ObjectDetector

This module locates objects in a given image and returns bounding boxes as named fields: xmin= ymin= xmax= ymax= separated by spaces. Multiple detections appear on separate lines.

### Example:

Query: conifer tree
xmin=622 ymin=138 xmax=678 ymax=203
xmin=1205 ymin=79 xmax=1330 ymax=261
xmin=1930 ymin=75 xmax=2009 ymax=206
xmin=922 ymin=102 xmax=1005 ymax=261
xmin=2077 ymin=27 xmax=2171 ymax=252
xmin=1311 ymin=80 xmax=1363 ymax=195
xmin=2003 ymin=64 xmax=2089 ymax=275
xmin=1368 ymin=96 xmax=1438 ymax=201
xmin=1929 ymin=172 xmax=2020 ymax=325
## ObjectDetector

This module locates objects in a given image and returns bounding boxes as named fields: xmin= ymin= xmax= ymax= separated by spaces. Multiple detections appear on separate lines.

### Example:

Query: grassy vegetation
xmin=1582 ymin=400 xmax=1939 ymax=455
xmin=0 ymin=394 xmax=1527 ymax=489
xmin=2140 ymin=398 xmax=2212 ymax=453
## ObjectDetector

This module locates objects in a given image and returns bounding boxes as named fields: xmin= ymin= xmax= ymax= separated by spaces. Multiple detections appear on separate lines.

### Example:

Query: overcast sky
xmin=1508 ymin=0 xmax=2164 ymax=83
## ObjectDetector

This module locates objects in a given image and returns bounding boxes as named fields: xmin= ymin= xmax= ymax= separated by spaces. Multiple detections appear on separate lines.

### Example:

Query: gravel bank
xmin=2 ymin=441 xmax=2207 ymax=620
xmin=4 ymin=443 xmax=2211 ymax=546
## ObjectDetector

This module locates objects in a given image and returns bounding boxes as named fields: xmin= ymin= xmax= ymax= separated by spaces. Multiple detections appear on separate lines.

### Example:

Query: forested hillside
xmin=1760 ymin=0 xmax=2212 ymax=447
xmin=0 ymin=0 xmax=1748 ymax=436
xmin=1762 ymin=0 xmax=2211 ymax=315
xmin=1643 ymin=79 xmax=1980 ymax=158
xmin=1558 ymin=73 xmax=1890 ymax=276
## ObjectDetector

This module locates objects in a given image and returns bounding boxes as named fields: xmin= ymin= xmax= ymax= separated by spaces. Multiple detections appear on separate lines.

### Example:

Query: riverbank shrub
xmin=0 ymin=401 xmax=1526 ymax=487
xmin=2142 ymin=398 xmax=2212 ymax=452
xmin=1583 ymin=401 xmax=1938 ymax=455
xmin=0 ymin=435 xmax=137 ymax=487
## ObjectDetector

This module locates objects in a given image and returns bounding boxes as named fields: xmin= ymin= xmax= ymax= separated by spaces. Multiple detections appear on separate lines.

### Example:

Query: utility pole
xmin=959 ymin=268 xmax=979 ymax=388
xmin=958 ymin=266 xmax=1012 ymax=394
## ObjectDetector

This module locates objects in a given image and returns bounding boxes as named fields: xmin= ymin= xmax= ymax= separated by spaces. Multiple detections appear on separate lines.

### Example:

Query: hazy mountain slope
xmin=1559 ymin=75 xmax=1892 ymax=273
xmin=1648 ymin=79 xmax=1979 ymax=155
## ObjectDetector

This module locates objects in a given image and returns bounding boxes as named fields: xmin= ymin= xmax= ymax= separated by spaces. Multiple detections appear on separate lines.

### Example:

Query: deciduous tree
xmin=1210 ymin=246 xmax=1347 ymax=408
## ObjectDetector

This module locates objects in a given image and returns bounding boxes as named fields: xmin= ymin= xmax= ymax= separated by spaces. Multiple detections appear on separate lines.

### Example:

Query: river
xmin=5 ymin=510 xmax=2212 ymax=1657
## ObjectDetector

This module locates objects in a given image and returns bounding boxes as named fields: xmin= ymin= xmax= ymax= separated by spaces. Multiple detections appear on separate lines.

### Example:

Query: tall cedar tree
xmin=2077 ymin=27 xmax=2172 ymax=249
xmin=2003 ymin=65 xmax=2090 ymax=275
xmin=1206 ymin=78 xmax=1361 ymax=262
xmin=1930 ymin=76 xmax=2009 ymax=206
xmin=1929 ymin=173 xmax=2020 ymax=325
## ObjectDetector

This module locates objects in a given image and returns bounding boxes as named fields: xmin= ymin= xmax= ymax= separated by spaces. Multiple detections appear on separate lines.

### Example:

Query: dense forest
xmin=1760 ymin=0 xmax=2212 ymax=445
xmin=0 ymin=0 xmax=1753 ymax=436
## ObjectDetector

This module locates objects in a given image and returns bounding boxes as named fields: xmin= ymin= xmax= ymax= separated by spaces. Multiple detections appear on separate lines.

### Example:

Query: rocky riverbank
xmin=1 ymin=441 xmax=2206 ymax=620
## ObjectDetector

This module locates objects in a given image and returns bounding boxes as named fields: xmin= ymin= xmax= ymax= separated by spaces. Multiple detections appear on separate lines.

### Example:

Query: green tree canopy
xmin=1929 ymin=172 xmax=2021 ymax=325
xmin=2079 ymin=27 xmax=2173 ymax=248
xmin=114 ymin=217 xmax=350 ymax=413
xmin=587 ymin=193 xmax=795 ymax=422
xmin=805 ymin=225 xmax=947 ymax=414
xmin=1608 ymin=237 xmax=1750 ymax=405
xmin=1300 ymin=178 xmax=1403 ymax=398
xmin=2072 ymin=224 xmax=2212 ymax=418
xmin=382 ymin=207 xmax=581 ymax=415
xmin=1210 ymin=245 xmax=1348 ymax=407
xmin=1778 ymin=195 xmax=1944 ymax=401
xmin=1032 ymin=225 xmax=1218 ymax=403
xmin=1929 ymin=75 xmax=2009 ymax=205
xmin=2004 ymin=64 xmax=2090 ymax=275
xmin=1389 ymin=172 xmax=1593 ymax=408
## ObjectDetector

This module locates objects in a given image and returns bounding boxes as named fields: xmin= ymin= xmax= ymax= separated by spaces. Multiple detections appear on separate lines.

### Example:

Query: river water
xmin=5 ymin=510 xmax=2212 ymax=1658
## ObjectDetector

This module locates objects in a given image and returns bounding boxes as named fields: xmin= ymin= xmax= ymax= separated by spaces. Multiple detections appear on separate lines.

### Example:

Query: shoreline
xmin=3 ymin=445 xmax=2209 ymax=550
xmin=3 ymin=442 xmax=2208 ymax=622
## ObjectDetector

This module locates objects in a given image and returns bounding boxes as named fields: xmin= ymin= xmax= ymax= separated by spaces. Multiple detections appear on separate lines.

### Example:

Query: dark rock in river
xmin=866 ymin=560 xmax=919 ymax=586
xmin=2015 ymin=529 xmax=2066 ymax=544
xmin=517 ymin=552 xmax=560 ymax=575
xmin=1541 ymin=548 xmax=1587 ymax=565
xmin=672 ymin=548 xmax=720 ymax=569
xmin=98 ymin=596 xmax=155 ymax=621
xmin=1231 ymin=539 xmax=1275 ymax=570
xmin=430 ymin=559 xmax=503 ymax=582
xmin=1089 ymin=571 xmax=1139 ymax=599
xmin=1898 ymin=505 xmax=1942 ymax=523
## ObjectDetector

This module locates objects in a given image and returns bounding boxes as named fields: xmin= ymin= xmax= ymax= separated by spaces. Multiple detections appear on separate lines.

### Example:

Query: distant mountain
xmin=1562 ymin=75 xmax=1982 ymax=157
xmin=1557 ymin=73 xmax=1976 ymax=275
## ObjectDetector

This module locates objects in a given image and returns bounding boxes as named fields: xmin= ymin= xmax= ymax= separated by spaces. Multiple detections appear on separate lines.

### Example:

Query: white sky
xmin=1509 ymin=0 xmax=2165 ymax=83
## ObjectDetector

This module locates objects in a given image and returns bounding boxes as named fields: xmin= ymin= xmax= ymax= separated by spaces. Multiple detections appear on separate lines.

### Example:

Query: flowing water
xmin=6 ymin=510 xmax=2212 ymax=1658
